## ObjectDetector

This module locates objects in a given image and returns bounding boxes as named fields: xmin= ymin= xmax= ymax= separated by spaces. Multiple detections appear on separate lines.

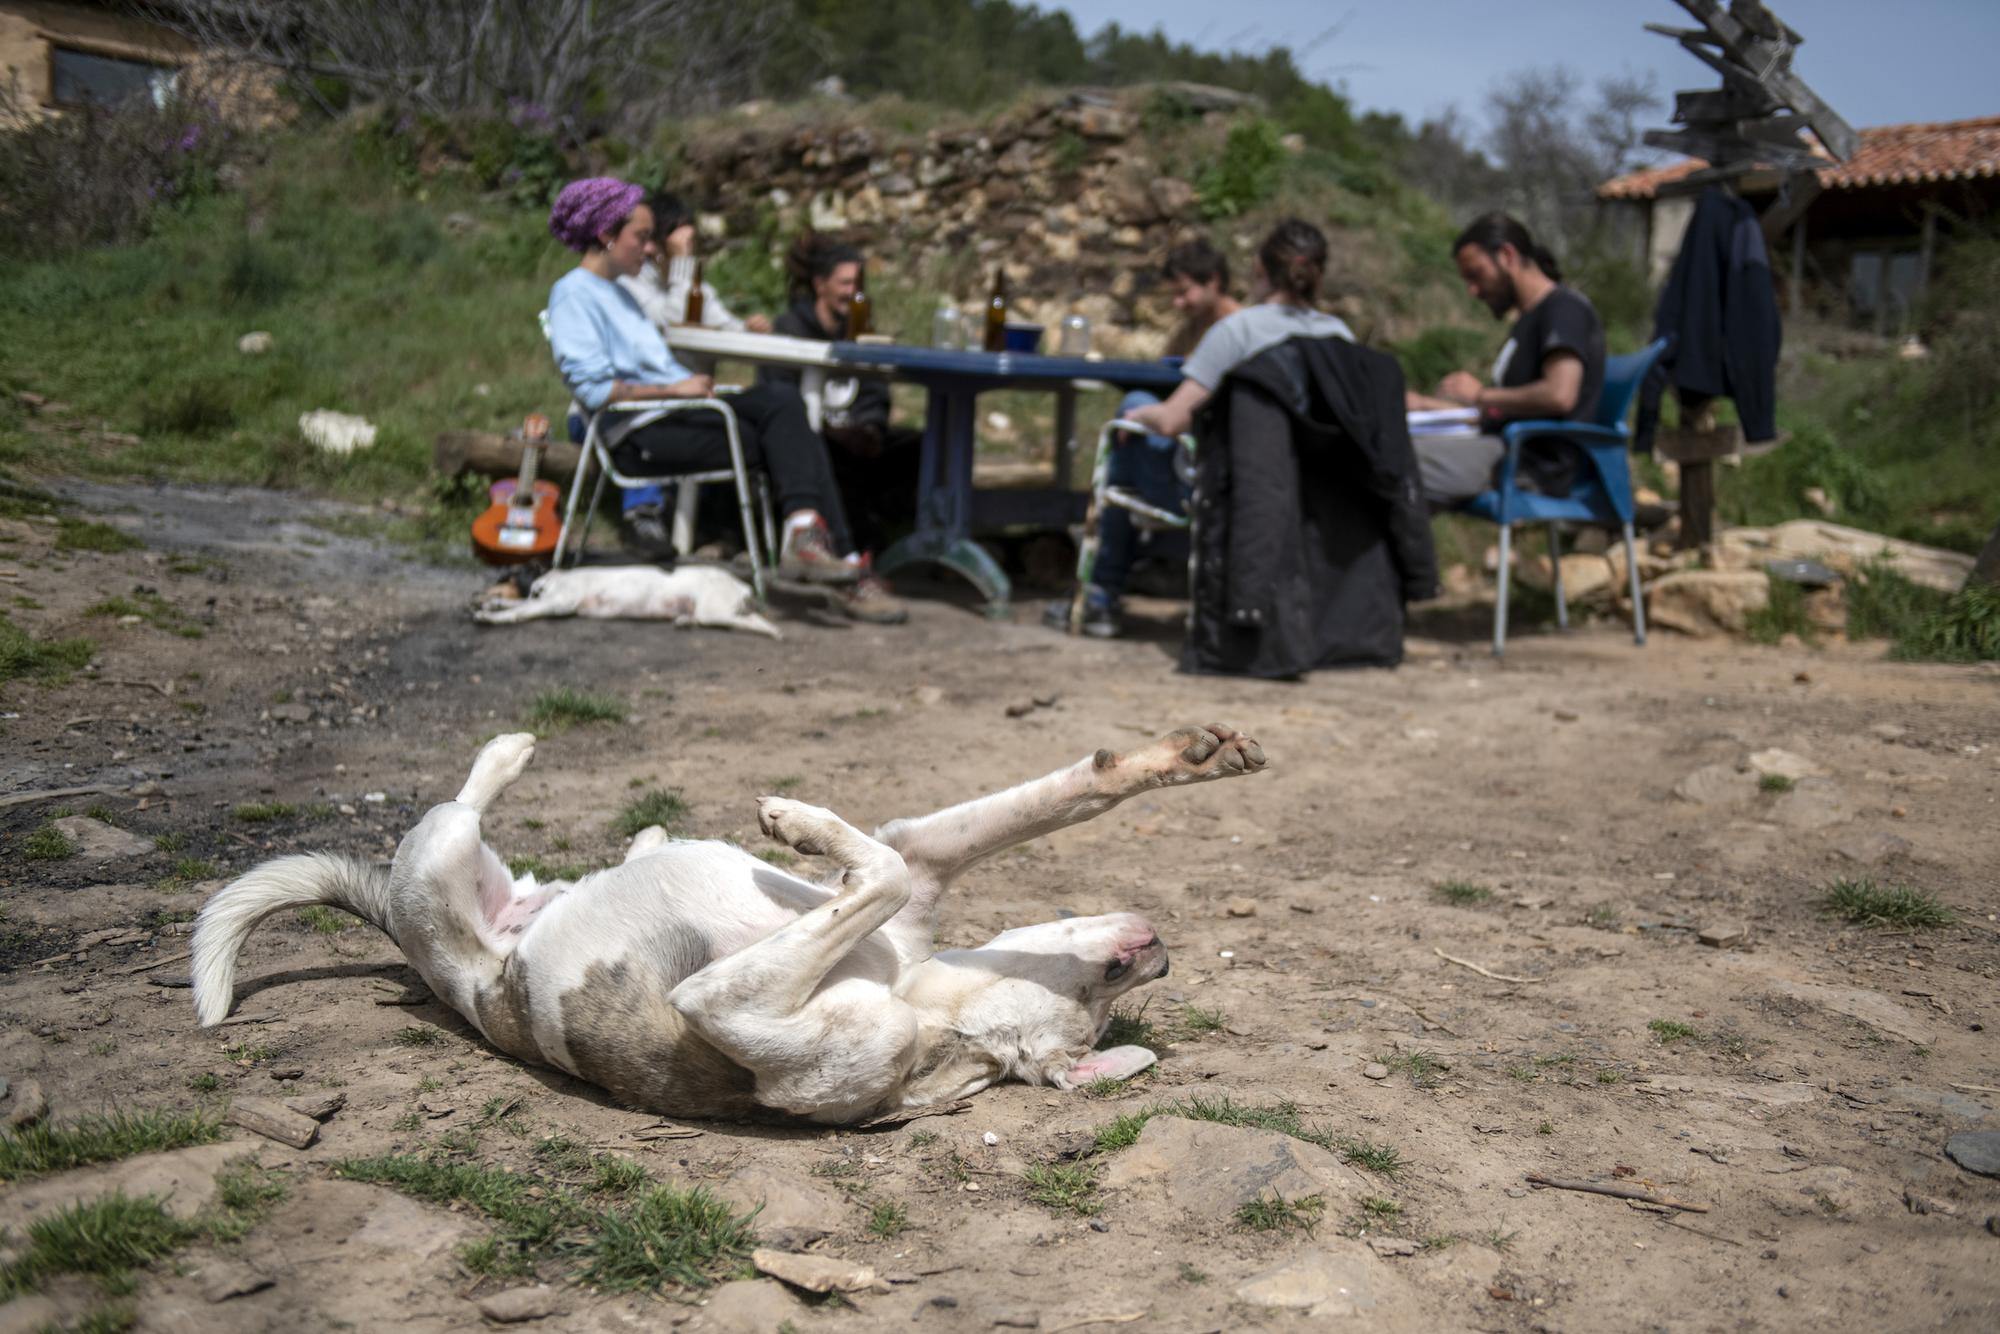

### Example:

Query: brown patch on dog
xmin=1092 ymin=748 xmax=1116 ymax=770
xmin=557 ymin=952 xmax=759 ymax=1119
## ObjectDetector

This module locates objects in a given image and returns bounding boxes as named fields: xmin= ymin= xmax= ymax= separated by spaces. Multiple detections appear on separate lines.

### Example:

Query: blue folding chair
xmin=1458 ymin=338 xmax=1669 ymax=655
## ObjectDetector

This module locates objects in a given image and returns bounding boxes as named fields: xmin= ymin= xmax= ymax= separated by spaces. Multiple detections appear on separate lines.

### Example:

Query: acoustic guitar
xmin=471 ymin=414 xmax=560 ymax=566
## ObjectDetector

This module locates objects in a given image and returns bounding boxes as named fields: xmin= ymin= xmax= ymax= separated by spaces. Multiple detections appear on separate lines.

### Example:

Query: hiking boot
xmin=839 ymin=575 xmax=909 ymax=625
xmin=1042 ymin=586 xmax=1123 ymax=638
xmin=777 ymin=518 xmax=860 ymax=585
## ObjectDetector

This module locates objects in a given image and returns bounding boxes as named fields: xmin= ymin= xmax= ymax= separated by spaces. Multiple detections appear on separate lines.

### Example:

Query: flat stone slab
xmin=1102 ymin=1115 xmax=1366 ymax=1221
xmin=1945 ymin=1131 xmax=2000 ymax=1177
xmin=0 ymin=1141 xmax=246 ymax=1227
xmin=51 ymin=815 xmax=153 ymax=863
xmin=1236 ymin=1244 xmax=1397 ymax=1318
xmin=1771 ymin=979 xmax=1936 ymax=1046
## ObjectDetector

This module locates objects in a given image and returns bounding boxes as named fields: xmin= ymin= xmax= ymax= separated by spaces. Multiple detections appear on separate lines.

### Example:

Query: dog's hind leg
xmin=456 ymin=732 xmax=538 ymax=811
xmin=876 ymin=724 xmax=1267 ymax=909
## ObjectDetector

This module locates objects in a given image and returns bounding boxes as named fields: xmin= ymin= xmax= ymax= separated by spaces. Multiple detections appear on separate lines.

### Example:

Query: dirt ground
xmin=3 ymin=481 xmax=1998 ymax=1333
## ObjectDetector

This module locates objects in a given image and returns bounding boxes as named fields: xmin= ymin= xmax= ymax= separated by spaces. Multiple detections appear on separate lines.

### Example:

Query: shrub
xmin=1197 ymin=118 xmax=1288 ymax=220
xmin=0 ymin=75 xmax=230 ymax=255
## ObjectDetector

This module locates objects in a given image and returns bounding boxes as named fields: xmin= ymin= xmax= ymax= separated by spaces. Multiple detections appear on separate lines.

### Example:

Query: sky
xmin=1048 ymin=0 xmax=2000 ymax=140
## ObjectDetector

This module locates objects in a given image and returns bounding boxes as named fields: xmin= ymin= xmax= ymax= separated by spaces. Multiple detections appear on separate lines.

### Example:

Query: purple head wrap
xmin=549 ymin=177 xmax=646 ymax=252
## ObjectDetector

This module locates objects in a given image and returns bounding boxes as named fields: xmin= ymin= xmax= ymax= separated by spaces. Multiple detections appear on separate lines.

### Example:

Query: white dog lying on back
xmin=190 ymin=724 xmax=1268 ymax=1124
xmin=474 ymin=565 xmax=779 ymax=639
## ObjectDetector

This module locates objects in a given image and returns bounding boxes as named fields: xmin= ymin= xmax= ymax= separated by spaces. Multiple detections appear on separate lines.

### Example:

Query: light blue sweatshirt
xmin=546 ymin=267 xmax=693 ymax=412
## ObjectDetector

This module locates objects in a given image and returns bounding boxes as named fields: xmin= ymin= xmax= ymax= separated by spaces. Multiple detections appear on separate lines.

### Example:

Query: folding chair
xmin=1066 ymin=417 xmax=1194 ymax=633
xmin=1456 ymin=338 xmax=1670 ymax=655
xmin=537 ymin=311 xmax=776 ymax=597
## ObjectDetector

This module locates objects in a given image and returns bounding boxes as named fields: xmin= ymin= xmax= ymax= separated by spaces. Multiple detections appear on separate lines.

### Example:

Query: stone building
xmin=1 ymin=0 xmax=194 ymax=120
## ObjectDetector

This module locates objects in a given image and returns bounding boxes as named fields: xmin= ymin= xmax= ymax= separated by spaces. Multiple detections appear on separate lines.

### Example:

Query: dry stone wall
xmin=676 ymin=86 xmax=1289 ymax=356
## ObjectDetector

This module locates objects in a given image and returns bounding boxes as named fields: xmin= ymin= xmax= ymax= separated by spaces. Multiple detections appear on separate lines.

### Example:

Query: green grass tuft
xmin=1746 ymin=573 xmax=1817 ymax=645
xmin=1022 ymin=1163 xmax=1100 ymax=1216
xmin=1097 ymin=1004 xmax=1155 ymax=1050
xmin=523 ymin=688 xmax=625 ymax=732
xmin=0 ymin=1109 xmax=222 ymax=1182
xmin=1175 ymin=1004 xmax=1225 ymax=1036
xmin=207 ymin=1159 xmax=290 ymax=1242
xmin=297 ymin=905 xmax=356 ymax=934
xmin=1 ymin=1192 xmax=190 ymax=1297
xmin=233 ymin=801 xmax=297 ymax=822
xmin=1234 ymin=1191 xmax=1323 ymax=1234
xmin=1823 ymin=878 xmax=1954 ymax=928
xmin=1091 ymin=1111 xmax=1155 ymax=1154
xmin=392 ymin=1025 xmax=445 ymax=1048
xmin=23 ymin=821 xmax=77 ymax=860
xmin=1759 ymin=772 xmax=1795 ymax=793
xmin=1647 ymin=1019 xmax=1699 ymax=1044
xmin=0 ymin=614 xmax=93 ymax=685
xmin=55 ymin=518 xmax=143 ymax=553
xmin=866 ymin=1200 xmax=910 ymax=1237
xmin=1338 ymin=1138 xmax=1405 ymax=1177
xmin=574 ymin=1184 xmax=759 ymax=1292
xmin=614 ymin=787 xmax=690 ymax=839
xmin=1432 ymin=879 xmax=1493 ymax=906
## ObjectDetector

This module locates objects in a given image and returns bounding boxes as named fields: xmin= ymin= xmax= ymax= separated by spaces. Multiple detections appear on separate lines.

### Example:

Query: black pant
xmin=825 ymin=423 xmax=921 ymax=557
xmin=612 ymin=382 xmax=853 ymax=554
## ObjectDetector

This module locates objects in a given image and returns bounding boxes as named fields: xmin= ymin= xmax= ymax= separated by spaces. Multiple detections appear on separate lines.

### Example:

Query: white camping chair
xmin=538 ymin=310 xmax=777 ymax=598
xmin=1065 ymin=417 xmax=1195 ymax=632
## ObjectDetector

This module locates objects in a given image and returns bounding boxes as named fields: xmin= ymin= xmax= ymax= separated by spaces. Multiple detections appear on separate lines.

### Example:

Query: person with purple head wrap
xmin=549 ymin=178 xmax=647 ymax=252
xmin=541 ymin=178 xmax=908 ymax=620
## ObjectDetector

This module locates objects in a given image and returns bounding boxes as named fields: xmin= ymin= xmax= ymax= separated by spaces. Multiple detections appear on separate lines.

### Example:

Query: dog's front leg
xmin=668 ymin=799 xmax=919 ymax=1118
xmin=876 ymin=724 xmax=1266 ymax=902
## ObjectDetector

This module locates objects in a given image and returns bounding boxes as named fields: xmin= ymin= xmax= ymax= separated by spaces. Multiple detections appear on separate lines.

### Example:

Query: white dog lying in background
xmin=474 ymin=565 xmax=780 ymax=639
xmin=189 ymin=724 xmax=1268 ymax=1124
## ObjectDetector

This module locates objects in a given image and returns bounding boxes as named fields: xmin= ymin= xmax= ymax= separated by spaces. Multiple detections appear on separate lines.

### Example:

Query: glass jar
xmin=1058 ymin=312 xmax=1092 ymax=357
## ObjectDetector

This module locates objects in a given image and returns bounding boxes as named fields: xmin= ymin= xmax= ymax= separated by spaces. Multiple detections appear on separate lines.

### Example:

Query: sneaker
xmin=1041 ymin=586 xmax=1123 ymax=638
xmin=839 ymin=575 xmax=909 ymax=625
xmin=623 ymin=506 xmax=672 ymax=555
xmin=778 ymin=518 xmax=861 ymax=585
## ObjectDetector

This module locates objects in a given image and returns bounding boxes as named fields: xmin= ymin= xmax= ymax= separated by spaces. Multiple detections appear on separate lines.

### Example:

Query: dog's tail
xmin=191 ymin=854 xmax=394 ymax=1027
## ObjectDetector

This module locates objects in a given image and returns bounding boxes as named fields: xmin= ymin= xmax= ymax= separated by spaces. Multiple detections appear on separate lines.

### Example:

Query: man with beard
xmin=1406 ymin=213 xmax=1606 ymax=507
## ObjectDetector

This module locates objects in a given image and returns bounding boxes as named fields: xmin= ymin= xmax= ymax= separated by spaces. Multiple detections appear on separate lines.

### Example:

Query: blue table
xmin=827 ymin=342 xmax=1184 ymax=614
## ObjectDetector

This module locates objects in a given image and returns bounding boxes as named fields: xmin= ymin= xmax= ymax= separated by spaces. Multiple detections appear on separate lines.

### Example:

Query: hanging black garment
xmin=1181 ymin=336 xmax=1437 ymax=679
xmin=1635 ymin=186 xmax=1782 ymax=451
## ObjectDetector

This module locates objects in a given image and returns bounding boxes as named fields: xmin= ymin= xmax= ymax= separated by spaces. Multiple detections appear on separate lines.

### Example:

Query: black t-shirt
xmin=758 ymin=298 xmax=893 ymax=436
xmin=1490 ymin=285 xmax=1606 ymax=493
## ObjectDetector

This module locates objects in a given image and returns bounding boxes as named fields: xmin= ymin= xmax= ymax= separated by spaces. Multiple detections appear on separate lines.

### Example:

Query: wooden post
xmin=1789 ymin=216 xmax=1806 ymax=316
xmin=1658 ymin=399 xmax=1739 ymax=552
xmin=1917 ymin=204 xmax=1938 ymax=318
xmin=1971 ymin=519 xmax=2000 ymax=590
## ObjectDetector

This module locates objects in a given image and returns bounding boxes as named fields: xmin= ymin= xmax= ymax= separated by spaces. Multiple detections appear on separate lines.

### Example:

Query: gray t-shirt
xmin=1181 ymin=304 xmax=1355 ymax=390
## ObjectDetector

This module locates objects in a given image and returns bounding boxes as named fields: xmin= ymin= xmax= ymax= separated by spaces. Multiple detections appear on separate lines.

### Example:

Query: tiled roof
xmin=1597 ymin=114 xmax=2000 ymax=199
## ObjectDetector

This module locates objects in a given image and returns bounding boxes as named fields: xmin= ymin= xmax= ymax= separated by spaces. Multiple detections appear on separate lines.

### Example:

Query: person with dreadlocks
xmin=755 ymin=232 xmax=921 ymax=562
xmin=543 ymin=178 xmax=906 ymax=623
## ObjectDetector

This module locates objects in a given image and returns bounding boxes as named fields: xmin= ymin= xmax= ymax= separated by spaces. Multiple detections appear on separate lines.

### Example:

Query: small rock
xmin=1903 ymin=1187 xmax=1958 ymax=1216
xmin=912 ymin=685 xmax=945 ymax=706
xmin=1088 ymin=1218 xmax=1110 ymax=1233
xmin=283 ymin=1091 xmax=347 ymax=1121
xmin=1369 ymin=1237 xmax=1418 ymax=1257
xmin=1698 ymin=925 xmax=1747 ymax=948
xmin=1553 ymin=709 xmax=1580 ymax=723
xmin=1505 ymin=1187 xmax=1528 ymax=1198
xmin=237 ymin=331 xmax=274 ymax=356
xmin=1361 ymin=1063 xmax=1389 ymax=1081
xmin=1224 ymin=898 xmax=1257 ymax=918
xmin=201 ymin=1260 xmax=274 ymax=1302
xmin=50 ymin=816 xmax=153 ymax=864
xmin=4 ymin=1080 xmax=48 ymax=1129
xmin=268 ymin=702 xmax=312 ymax=724
xmin=0 ymin=1295 xmax=60 ymax=1331
xmin=299 ymin=409 xmax=377 ymax=456
xmin=751 ymin=1247 xmax=877 ymax=1295
xmin=1749 ymin=748 xmax=1821 ymax=781
xmin=993 ymin=1312 xmax=1040 ymax=1328
xmin=269 ymin=1067 xmax=305 ymax=1081
xmin=1945 ymin=1131 xmax=2000 ymax=1178
xmin=475 ymin=1285 xmax=559 ymax=1323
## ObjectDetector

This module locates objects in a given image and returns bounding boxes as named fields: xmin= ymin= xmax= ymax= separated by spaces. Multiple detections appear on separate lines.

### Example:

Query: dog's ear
xmin=1054 ymin=1044 xmax=1157 ymax=1089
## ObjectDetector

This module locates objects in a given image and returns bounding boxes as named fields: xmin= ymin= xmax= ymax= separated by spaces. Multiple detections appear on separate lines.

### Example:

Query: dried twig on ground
xmin=1432 ymin=947 xmax=1544 ymax=984
xmin=1525 ymin=1173 xmax=1709 ymax=1213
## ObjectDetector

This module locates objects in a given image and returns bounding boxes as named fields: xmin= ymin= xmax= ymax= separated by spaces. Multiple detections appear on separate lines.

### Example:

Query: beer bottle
xmin=682 ymin=259 xmax=706 ymax=326
xmin=845 ymin=261 xmax=873 ymax=338
xmin=982 ymin=266 xmax=1008 ymax=353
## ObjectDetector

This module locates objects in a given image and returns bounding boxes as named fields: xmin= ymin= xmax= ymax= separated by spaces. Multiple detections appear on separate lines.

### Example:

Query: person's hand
xmin=745 ymin=314 xmax=773 ymax=334
xmin=1438 ymin=371 xmax=1483 ymax=406
xmin=1125 ymin=403 xmax=1168 ymax=435
xmin=668 ymin=373 xmax=715 ymax=399
xmin=665 ymin=224 xmax=697 ymax=258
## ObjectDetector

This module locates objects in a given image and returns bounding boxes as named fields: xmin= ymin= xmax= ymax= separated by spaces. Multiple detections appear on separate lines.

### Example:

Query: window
xmin=50 ymin=46 xmax=179 ymax=110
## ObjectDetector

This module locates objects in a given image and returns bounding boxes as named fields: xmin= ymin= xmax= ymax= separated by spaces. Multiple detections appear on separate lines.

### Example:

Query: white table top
xmin=663 ymin=327 xmax=836 ymax=367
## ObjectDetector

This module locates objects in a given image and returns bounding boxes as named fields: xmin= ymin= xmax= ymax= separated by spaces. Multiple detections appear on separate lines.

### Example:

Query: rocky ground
xmin=2 ymin=481 xmax=1997 ymax=1333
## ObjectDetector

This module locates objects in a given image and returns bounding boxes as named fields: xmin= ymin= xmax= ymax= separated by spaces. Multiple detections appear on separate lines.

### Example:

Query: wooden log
xmin=228 ymin=1097 xmax=321 ymax=1148
xmin=282 ymin=1091 xmax=348 ymax=1122
xmin=1655 ymin=425 xmax=1742 ymax=464
xmin=434 ymin=431 xmax=582 ymax=483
